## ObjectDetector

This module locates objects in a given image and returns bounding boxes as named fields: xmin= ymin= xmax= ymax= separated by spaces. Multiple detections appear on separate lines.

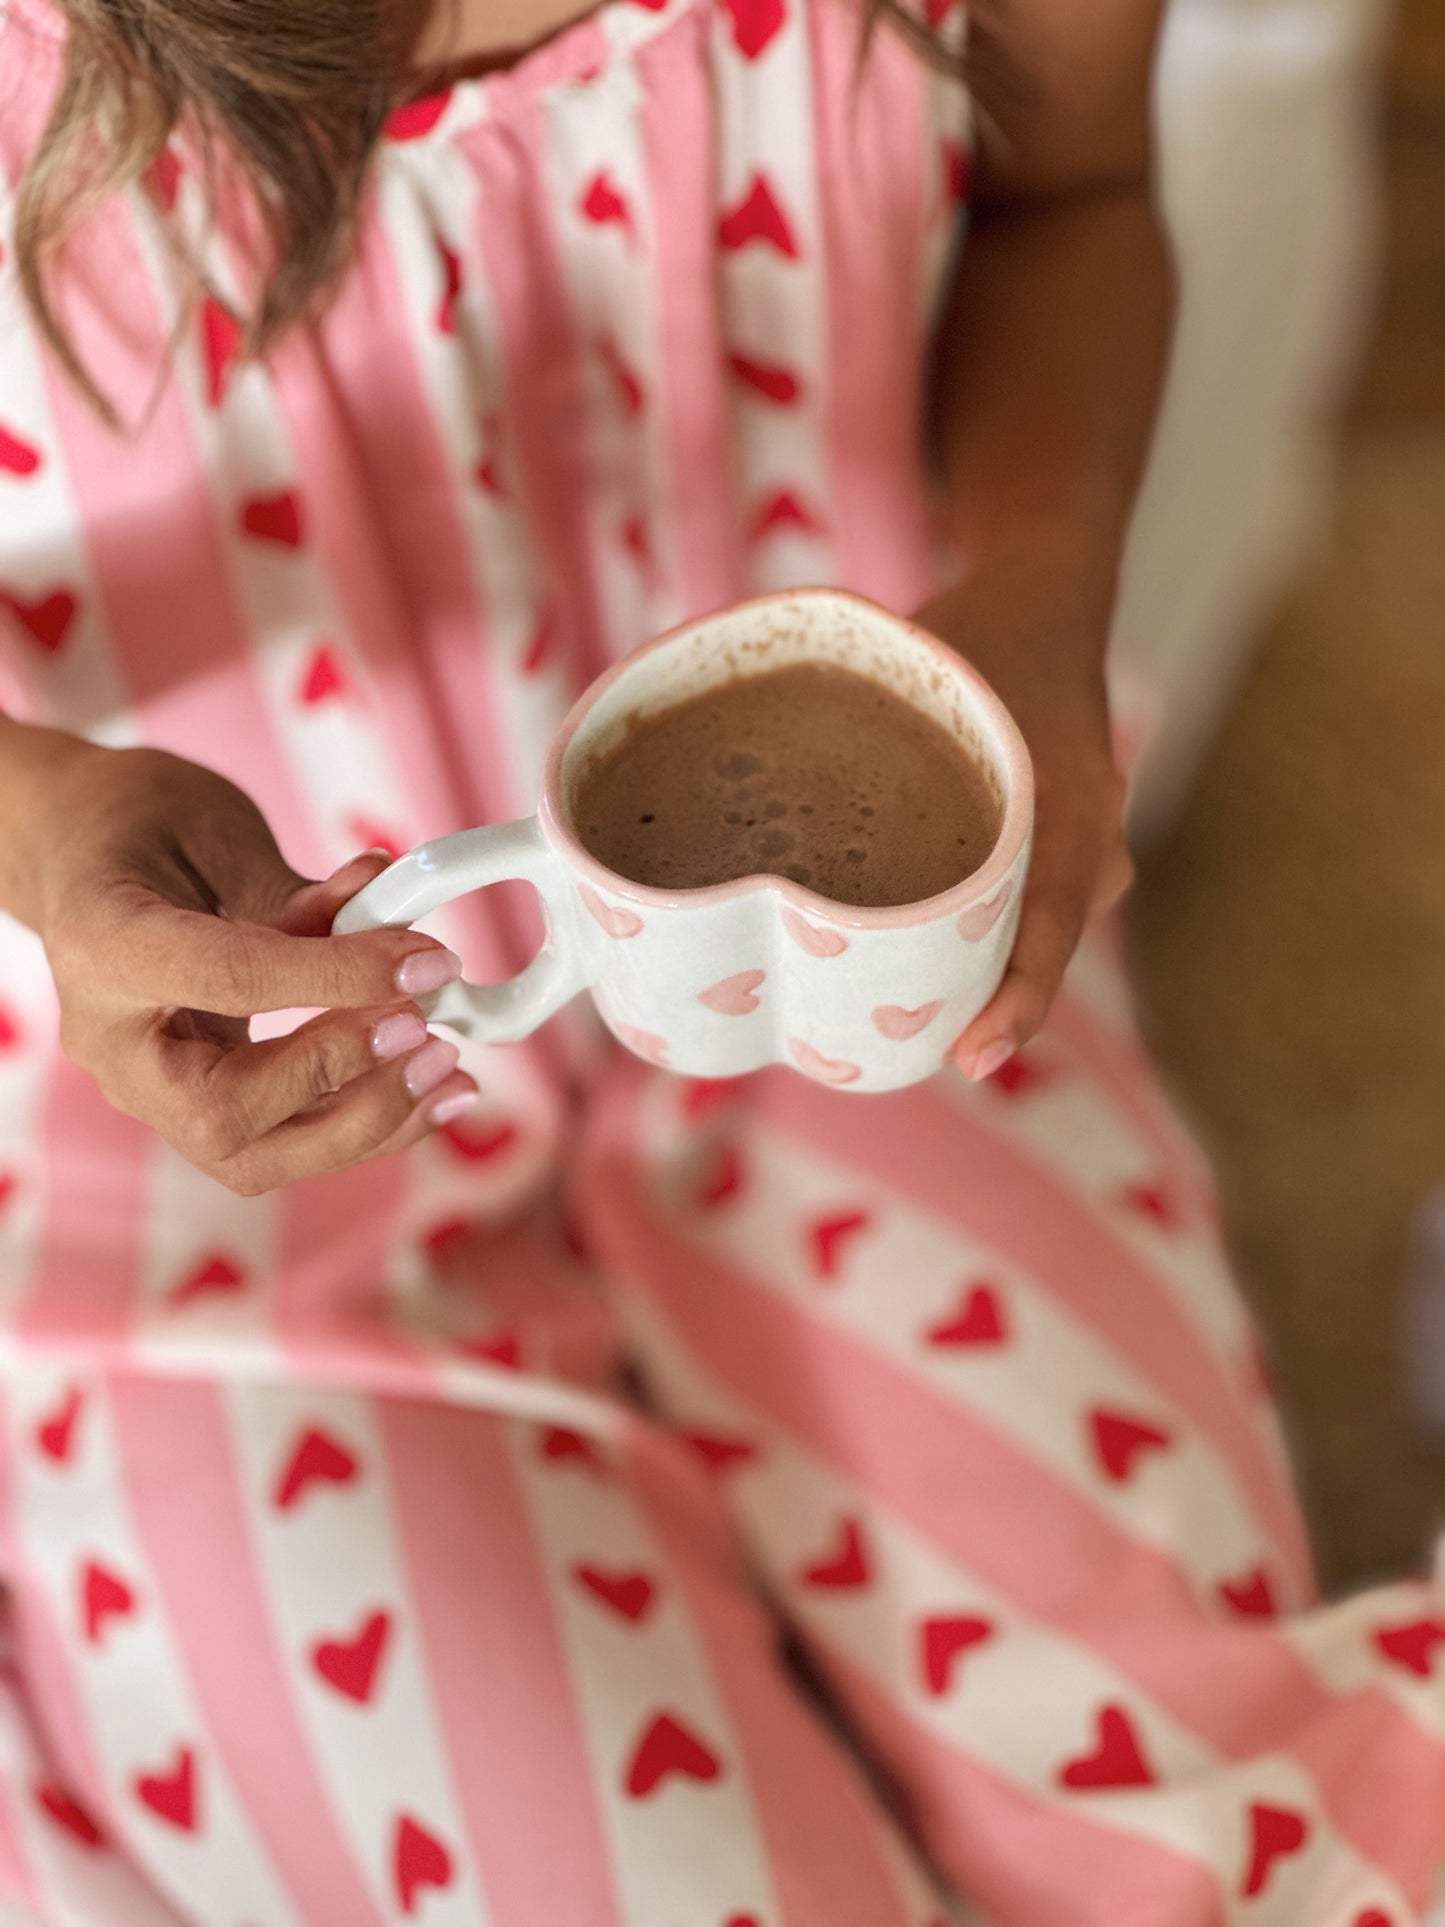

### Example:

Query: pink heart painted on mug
xmin=613 ymin=1024 xmax=670 ymax=1067
xmin=781 ymin=908 xmax=848 ymax=958
xmin=958 ymin=883 xmax=1012 ymax=942
xmin=872 ymin=1000 xmax=942 ymax=1042
xmin=787 ymin=1039 xmax=861 ymax=1086
xmin=698 ymin=970 xmax=765 ymax=1016
xmin=579 ymin=885 xmax=644 ymax=940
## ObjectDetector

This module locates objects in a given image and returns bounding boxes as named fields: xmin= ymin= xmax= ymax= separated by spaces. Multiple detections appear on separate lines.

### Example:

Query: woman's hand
xmin=18 ymin=729 xmax=479 ymax=1193
xmin=915 ymin=567 xmax=1134 ymax=1080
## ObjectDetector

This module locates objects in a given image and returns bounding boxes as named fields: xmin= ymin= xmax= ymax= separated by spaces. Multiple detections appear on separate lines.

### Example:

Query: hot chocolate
xmin=572 ymin=661 xmax=1002 ymax=909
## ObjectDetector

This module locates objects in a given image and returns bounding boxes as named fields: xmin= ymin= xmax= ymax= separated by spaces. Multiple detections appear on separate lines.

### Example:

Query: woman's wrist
xmin=0 ymin=717 xmax=105 ymax=934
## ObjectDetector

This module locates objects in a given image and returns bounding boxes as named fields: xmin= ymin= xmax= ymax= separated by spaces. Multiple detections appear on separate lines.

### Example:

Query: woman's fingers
xmin=207 ymin=1042 xmax=479 ymax=1196
xmin=56 ymin=893 xmax=461 ymax=1019
xmin=152 ymin=1002 xmax=433 ymax=1159
xmin=952 ymin=801 xmax=1131 ymax=1081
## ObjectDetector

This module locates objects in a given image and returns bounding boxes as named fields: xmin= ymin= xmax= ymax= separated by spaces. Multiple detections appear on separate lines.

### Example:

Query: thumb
xmin=278 ymin=849 xmax=397 ymax=938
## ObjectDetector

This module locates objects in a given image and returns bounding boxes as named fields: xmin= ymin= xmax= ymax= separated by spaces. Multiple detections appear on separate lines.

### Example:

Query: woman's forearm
xmin=930 ymin=180 xmax=1176 ymax=658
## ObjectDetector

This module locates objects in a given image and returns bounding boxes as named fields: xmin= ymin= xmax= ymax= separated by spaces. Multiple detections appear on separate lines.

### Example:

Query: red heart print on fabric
xmin=1241 ymin=1802 xmax=1309 ymax=1898
xmin=624 ymin=1711 xmax=724 ymax=1797
xmin=721 ymin=0 xmax=784 ymax=57
xmin=919 ymin=1615 xmax=994 ymax=1696
xmin=299 ymin=644 xmax=347 ymax=705
xmin=168 ymin=1252 xmax=246 ymax=1307
xmin=579 ymin=171 xmax=635 ymax=243
xmin=200 ymin=297 xmax=241 ymax=409
xmin=750 ymin=490 xmax=827 ymax=542
xmin=699 ymin=970 xmax=765 ymax=1016
xmin=1217 ymin=1567 xmax=1277 ymax=1618
xmin=1373 ymin=1617 xmax=1445 ymax=1679
xmin=538 ymin=1426 xmax=609 ymax=1475
xmin=579 ymin=885 xmax=644 ymax=939
xmin=574 ymin=1564 xmax=657 ymax=1624
xmin=36 ymin=1783 xmax=104 ymax=1849
xmin=81 ymin=1560 xmax=136 ymax=1647
xmin=393 ymin=1813 xmax=454 ymax=1913
xmin=1115 ymin=1181 xmax=1183 ymax=1231
xmin=455 ymin=1332 xmax=523 ymax=1370
xmin=681 ymin=1078 xmax=743 ymax=1121
xmin=943 ymin=140 xmax=971 ymax=205
xmin=1354 ymin=1912 xmax=1393 ymax=1927
xmin=134 ymin=1748 xmax=197 ymax=1832
xmin=871 ymin=1001 xmax=943 ymax=1042
xmin=439 ymin=1118 xmax=519 ymax=1163
xmin=985 ymin=1050 xmax=1051 ymax=1099
xmin=957 ymin=883 xmax=1012 ymax=941
xmin=343 ymin=816 xmax=406 ymax=860
xmin=0 ymin=1172 xmax=15 ymax=1218
xmin=386 ymin=88 xmax=453 ymax=142
xmin=684 ymin=1431 xmax=758 ymax=1474
xmin=780 ymin=908 xmax=848 ymax=957
xmin=0 ymin=1003 xmax=20 ymax=1050
xmin=697 ymin=1142 xmax=746 ymax=1209
xmin=725 ymin=1918 xmax=762 ymax=1927
xmin=0 ymin=425 xmax=41 ymax=478
xmin=1 ymin=587 xmax=78 ymax=654
xmin=926 ymin=0 xmax=954 ymax=27
xmin=1057 ymin=1705 xmax=1155 ymax=1790
xmin=273 ymin=1426 xmax=361 ymax=1513
xmin=435 ymin=239 xmax=463 ymax=335
xmin=311 ymin=1609 xmax=391 ymax=1705
xmin=1089 ymin=1408 xmax=1174 ymax=1484
xmin=240 ymin=490 xmax=304 ymax=548
xmin=801 ymin=1517 xmax=871 ymax=1590
xmin=621 ymin=514 xmax=654 ymax=573
xmin=35 ymin=1387 xmax=84 ymax=1465
xmin=596 ymin=337 xmax=645 ymax=416
xmin=728 ymin=352 xmax=801 ymax=404
xmin=718 ymin=175 xmax=799 ymax=258
xmin=808 ymin=1209 xmax=872 ymax=1279
xmin=145 ymin=147 xmax=183 ymax=211
xmin=421 ymin=1219 xmax=477 ymax=1277
xmin=925 ymin=1282 xmax=1007 ymax=1348
xmin=520 ymin=604 xmax=559 ymax=677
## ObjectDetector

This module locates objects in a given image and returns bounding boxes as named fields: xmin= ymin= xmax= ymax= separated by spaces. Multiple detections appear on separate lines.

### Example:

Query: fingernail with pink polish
xmin=428 ymin=1088 xmax=480 ymax=1126
xmin=396 ymin=947 xmax=463 ymax=996
xmin=372 ymin=1012 xmax=428 ymax=1061
xmin=969 ymin=1040 xmax=1015 ymax=1083
xmin=404 ymin=1037 xmax=460 ymax=1099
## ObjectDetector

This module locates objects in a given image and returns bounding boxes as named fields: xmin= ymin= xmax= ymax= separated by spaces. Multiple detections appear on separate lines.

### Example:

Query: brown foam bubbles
xmin=572 ymin=661 xmax=1002 ymax=909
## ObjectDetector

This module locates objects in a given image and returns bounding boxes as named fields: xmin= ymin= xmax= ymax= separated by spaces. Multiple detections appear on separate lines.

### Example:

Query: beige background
xmin=1131 ymin=0 xmax=1445 ymax=1592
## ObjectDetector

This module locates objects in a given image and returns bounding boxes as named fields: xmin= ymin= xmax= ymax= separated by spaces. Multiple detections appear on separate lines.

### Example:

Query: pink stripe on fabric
xmin=0 ymin=1714 xmax=40 ymax=1907
xmin=274 ymin=1158 xmax=415 ymax=1373
xmin=636 ymin=9 xmax=748 ymax=618
xmin=19 ymin=1060 xmax=148 ymax=1350
xmin=627 ymin=1424 xmax=918 ymax=1927
xmin=107 ymin=1377 xmax=386 ymax=1926
xmin=750 ymin=1068 xmax=1313 ymax=1597
xmin=462 ymin=96 xmax=613 ymax=692
xmin=829 ymin=1632 xmax=1227 ymax=1927
xmin=376 ymin=1397 xmax=621 ymax=1926
xmin=809 ymin=0 xmax=937 ymax=612
xmin=295 ymin=217 xmax=519 ymax=835
xmin=579 ymin=1089 xmax=1445 ymax=1893
xmin=1048 ymin=987 xmax=1223 ymax=1228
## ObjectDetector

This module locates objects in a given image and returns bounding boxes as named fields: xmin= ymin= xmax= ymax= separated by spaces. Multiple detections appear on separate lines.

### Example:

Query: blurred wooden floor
xmin=1130 ymin=0 xmax=1445 ymax=1590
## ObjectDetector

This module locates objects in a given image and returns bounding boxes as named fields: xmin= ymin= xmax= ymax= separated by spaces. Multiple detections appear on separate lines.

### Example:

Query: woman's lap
xmin=0 ymin=941 xmax=1440 ymax=1924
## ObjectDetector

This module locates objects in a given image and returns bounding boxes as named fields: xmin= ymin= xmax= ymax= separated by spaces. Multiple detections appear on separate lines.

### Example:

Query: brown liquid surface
xmin=572 ymin=662 xmax=1002 ymax=908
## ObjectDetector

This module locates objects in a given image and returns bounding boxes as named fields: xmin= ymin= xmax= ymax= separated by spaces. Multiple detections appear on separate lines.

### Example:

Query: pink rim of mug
xmin=539 ymin=587 xmax=1034 ymax=932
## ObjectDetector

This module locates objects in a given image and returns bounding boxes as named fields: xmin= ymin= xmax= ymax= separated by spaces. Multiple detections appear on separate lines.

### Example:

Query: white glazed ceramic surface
xmin=334 ymin=590 xmax=1034 ymax=1093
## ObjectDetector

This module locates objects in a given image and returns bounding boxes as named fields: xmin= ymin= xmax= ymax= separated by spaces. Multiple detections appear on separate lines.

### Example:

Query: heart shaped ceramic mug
xmin=334 ymin=589 xmax=1034 ymax=1092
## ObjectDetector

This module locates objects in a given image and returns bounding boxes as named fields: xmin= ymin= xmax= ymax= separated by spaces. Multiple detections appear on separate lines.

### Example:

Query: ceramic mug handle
xmin=332 ymin=819 xmax=585 ymax=1043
